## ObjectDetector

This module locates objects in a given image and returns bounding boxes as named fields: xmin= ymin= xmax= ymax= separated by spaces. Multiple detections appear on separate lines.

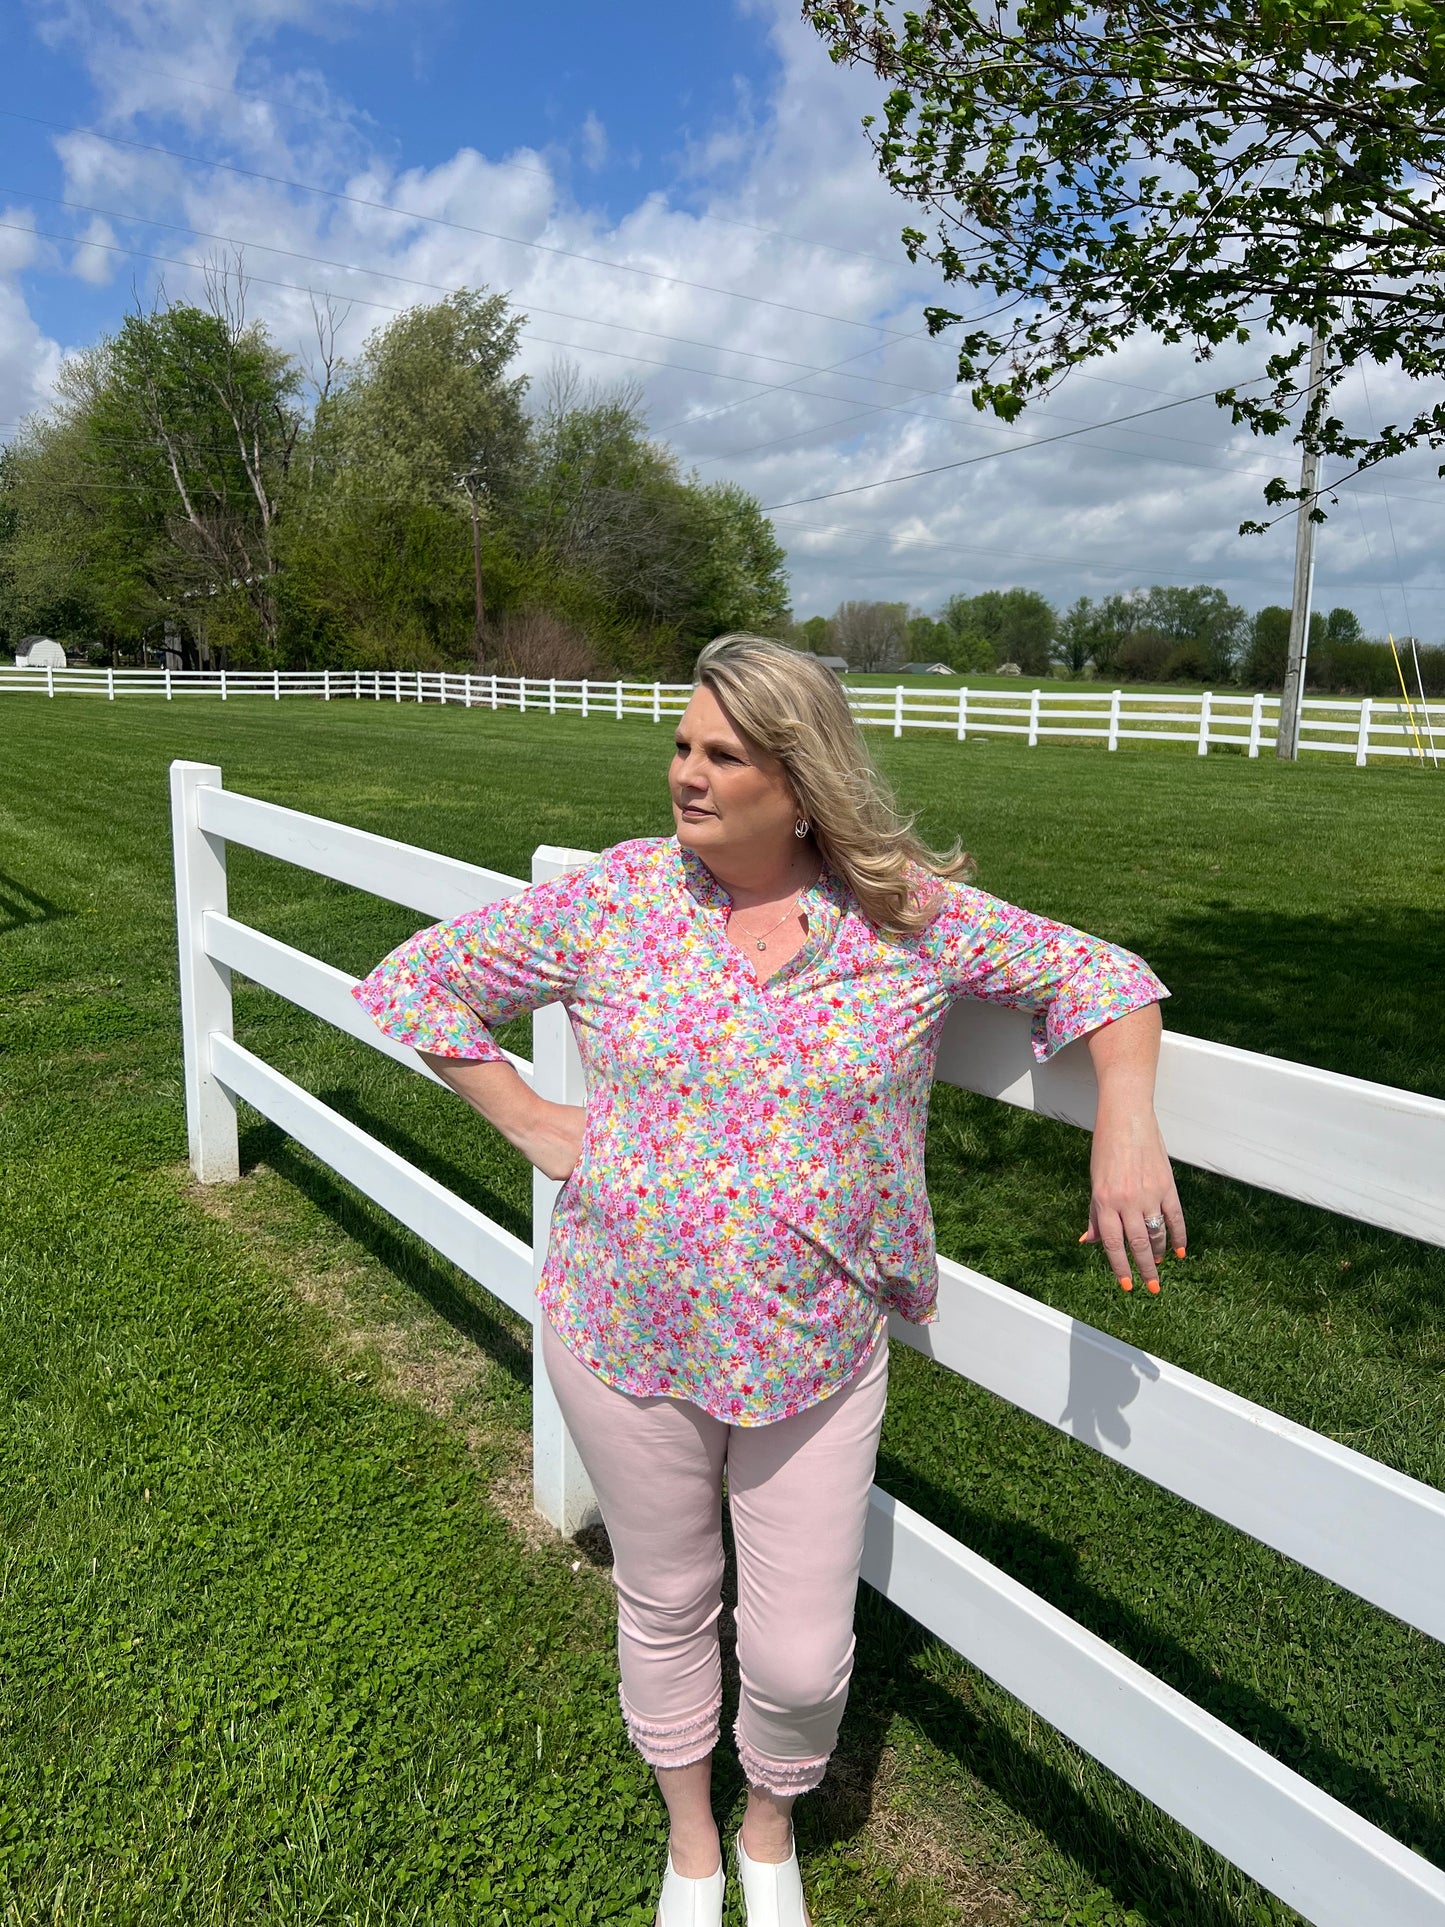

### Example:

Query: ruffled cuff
xmin=619 ymin=1687 xmax=721 ymax=1771
xmin=349 ymin=930 xmax=507 ymax=1062
xmin=1030 ymin=946 xmax=1169 ymax=1064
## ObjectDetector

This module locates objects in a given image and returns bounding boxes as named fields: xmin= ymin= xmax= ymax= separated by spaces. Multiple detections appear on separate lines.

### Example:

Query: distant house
xmin=14 ymin=637 xmax=68 ymax=670
xmin=813 ymin=655 xmax=850 ymax=674
xmin=900 ymin=660 xmax=955 ymax=675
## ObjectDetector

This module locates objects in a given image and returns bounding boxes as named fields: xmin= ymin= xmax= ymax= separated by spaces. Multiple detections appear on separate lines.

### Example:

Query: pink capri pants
xmin=540 ymin=1315 xmax=889 ymax=1798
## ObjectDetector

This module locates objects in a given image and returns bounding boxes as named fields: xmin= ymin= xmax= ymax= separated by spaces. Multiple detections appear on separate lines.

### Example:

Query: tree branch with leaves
xmin=804 ymin=0 xmax=1445 ymax=527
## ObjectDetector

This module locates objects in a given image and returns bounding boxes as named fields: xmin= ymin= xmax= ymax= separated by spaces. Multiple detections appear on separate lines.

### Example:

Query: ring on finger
xmin=1144 ymin=1214 xmax=1166 ymax=1233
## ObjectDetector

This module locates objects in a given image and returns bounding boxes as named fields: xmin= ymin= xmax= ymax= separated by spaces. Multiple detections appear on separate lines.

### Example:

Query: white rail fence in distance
xmin=169 ymin=762 xmax=1445 ymax=1926
xmin=11 ymin=664 xmax=1444 ymax=764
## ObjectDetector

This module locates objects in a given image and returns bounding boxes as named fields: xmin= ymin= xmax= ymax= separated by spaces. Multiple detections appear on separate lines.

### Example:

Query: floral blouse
xmin=351 ymin=835 xmax=1168 ymax=1425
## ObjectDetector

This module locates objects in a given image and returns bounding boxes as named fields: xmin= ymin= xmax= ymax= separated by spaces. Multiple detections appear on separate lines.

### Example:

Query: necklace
xmin=728 ymin=878 xmax=812 ymax=952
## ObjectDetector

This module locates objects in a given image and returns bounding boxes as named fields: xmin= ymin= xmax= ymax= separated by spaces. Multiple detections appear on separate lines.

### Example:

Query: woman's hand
xmin=413 ymin=1053 xmax=586 ymax=1182
xmin=1081 ymin=1002 xmax=1186 ymax=1293
xmin=511 ymin=1098 xmax=587 ymax=1183
xmin=1080 ymin=1107 xmax=1186 ymax=1293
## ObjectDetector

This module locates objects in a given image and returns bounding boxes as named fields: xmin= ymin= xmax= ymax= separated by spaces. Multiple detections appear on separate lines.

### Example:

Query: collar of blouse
xmin=678 ymin=840 xmax=847 ymax=971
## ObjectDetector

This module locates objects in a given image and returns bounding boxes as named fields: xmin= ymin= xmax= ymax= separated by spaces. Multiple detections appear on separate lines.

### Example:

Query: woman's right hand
xmin=511 ymin=1097 xmax=587 ymax=1183
xmin=413 ymin=1053 xmax=586 ymax=1182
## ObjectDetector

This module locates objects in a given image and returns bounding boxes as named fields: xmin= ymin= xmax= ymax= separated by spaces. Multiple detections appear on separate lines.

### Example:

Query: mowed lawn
xmin=1 ymin=694 xmax=1442 ymax=1927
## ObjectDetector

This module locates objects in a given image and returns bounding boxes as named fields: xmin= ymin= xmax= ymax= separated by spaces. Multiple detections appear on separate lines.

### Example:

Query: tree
xmin=833 ymin=599 xmax=908 ymax=670
xmin=1135 ymin=585 xmax=1248 ymax=682
xmin=788 ymin=614 xmax=836 ymax=653
xmin=904 ymin=612 xmax=949 ymax=661
xmin=805 ymin=0 xmax=1445 ymax=525
xmin=934 ymin=595 xmax=995 ymax=672
xmin=943 ymin=587 xmax=1056 ymax=674
xmin=324 ymin=289 xmax=529 ymax=669
xmin=1056 ymin=598 xmax=1098 ymax=676
xmin=1 ymin=282 xmax=308 ymax=663
xmin=1242 ymin=604 xmax=1325 ymax=687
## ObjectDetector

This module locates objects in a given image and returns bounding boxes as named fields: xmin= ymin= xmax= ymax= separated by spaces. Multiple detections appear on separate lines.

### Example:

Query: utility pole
xmin=1276 ymin=323 xmax=1327 ymax=761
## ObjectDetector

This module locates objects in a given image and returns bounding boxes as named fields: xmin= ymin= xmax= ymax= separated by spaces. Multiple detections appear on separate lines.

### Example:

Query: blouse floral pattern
xmin=351 ymin=835 xmax=1168 ymax=1425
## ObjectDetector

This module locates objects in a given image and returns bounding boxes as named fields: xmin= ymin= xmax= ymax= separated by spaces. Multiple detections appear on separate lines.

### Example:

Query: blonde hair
xmin=693 ymin=633 xmax=975 ymax=936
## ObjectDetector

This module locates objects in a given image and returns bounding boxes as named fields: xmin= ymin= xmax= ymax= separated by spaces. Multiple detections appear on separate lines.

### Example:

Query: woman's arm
xmin=349 ymin=857 xmax=608 ymax=1183
xmin=1081 ymin=1002 xmax=1187 ymax=1292
xmin=925 ymin=880 xmax=1183 ymax=1292
xmin=416 ymin=1054 xmax=584 ymax=1183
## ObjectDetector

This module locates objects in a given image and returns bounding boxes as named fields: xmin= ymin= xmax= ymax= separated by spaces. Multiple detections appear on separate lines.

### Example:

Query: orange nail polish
xmin=1078 ymin=1232 xmax=1090 ymax=1243
xmin=1118 ymin=1275 xmax=1133 ymax=1291
xmin=1146 ymin=1278 xmax=1161 ymax=1295
xmin=1174 ymin=1246 xmax=1187 ymax=1259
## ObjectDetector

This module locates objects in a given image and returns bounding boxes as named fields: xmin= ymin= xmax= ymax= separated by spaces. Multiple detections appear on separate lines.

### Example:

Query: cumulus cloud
xmin=13 ymin=0 xmax=1443 ymax=635
xmin=579 ymin=112 xmax=608 ymax=173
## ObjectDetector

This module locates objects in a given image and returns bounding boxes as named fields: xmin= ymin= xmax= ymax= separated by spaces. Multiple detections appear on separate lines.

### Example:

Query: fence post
xmin=1247 ymin=693 xmax=1263 ymax=758
xmin=1028 ymin=687 xmax=1041 ymax=747
xmin=893 ymin=685 xmax=904 ymax=739
xmin=530 ymin=845 xmax=603 ymax=1538
xmin=46 ymin=663 xmax=54 ymax=699
xmin=616 ymin=679 xmax=623 ymax=721
xmin=957 ymin=685 xmax=968 ymax=742
xmin=550 ymin=677 xmax=557 ymax=716
xmin=107 ymin=668 xmax=115 ymax=701
xmin=165 ymin=666 xmax=173 ymax=702
xmin=1197 ymin=691 xmax=1212 ymax=757
xmin=324 ymin=669 xmax=331 ymax=702
xmin=520 ymin=678 xmax=528 ymax=715
xmin=271 ymin=669 xmax=279 ymax=702
xmin=653 ymin=681 xmax=661 ymax=723
xmin=169 ymin=761 xmax=239 ymax=1184
xmin=1356 ymin=697 xmax=1373 ymax=768
xmin=1107 ymin=689 xmax=1122 ymax=752
xmin=581 ymin=679 xmax=590 ymax=719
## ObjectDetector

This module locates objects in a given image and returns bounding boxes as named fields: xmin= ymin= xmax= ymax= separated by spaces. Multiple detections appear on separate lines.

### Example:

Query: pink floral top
xmin=351 ymin=836 xmax=1167 ymax=1425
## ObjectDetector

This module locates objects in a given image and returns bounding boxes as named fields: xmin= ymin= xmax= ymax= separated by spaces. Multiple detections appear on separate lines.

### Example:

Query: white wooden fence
xmin=12 ymin=663 xmax=1445 ymax=765
xmin=169 ymin=760 xmax=1445 ymax=1926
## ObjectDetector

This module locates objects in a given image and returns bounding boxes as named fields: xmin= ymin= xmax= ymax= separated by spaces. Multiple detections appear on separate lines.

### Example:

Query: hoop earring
xmin=794 ymin=817 xmax=810 ymax=839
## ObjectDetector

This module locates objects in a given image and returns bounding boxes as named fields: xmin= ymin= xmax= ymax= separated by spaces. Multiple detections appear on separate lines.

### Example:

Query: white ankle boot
xmin=735 ymin=1832 xmax=808 ymax=1927
xmin=654 ymin=1850 xmax=725 ymax=1927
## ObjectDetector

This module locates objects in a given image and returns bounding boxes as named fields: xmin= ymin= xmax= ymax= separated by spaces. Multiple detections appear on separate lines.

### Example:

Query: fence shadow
xmin=820 ymin=1442 xmax=1445 ymax=1911
xmin=236 ymin=1114 xmax=533 ymax=1392
xmin=0 ymin=868 xmax=70 ymax=937
xmin=1141 ymin=903 xmax=1445 ymax=1105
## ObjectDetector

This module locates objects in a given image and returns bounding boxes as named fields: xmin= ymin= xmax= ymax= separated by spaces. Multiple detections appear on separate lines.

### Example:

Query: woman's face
xmin=669 ymin=685 xmax=799 ymax=864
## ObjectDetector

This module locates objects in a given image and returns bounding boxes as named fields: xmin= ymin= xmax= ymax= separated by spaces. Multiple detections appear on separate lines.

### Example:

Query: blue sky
xmin=2 ymin=0 xmax=1441 ymax=635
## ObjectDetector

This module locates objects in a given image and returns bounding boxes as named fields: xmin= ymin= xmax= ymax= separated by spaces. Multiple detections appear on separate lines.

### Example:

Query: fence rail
xmin=12 ymin=663 xmax=1445 ymax=764
xmin=169 ymin=762 xmax=1445 ymax=1925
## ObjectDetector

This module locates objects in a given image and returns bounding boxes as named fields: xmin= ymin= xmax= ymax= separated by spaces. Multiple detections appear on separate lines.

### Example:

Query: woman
xmin=351 ymin=634 xmax=1184 ymax=1927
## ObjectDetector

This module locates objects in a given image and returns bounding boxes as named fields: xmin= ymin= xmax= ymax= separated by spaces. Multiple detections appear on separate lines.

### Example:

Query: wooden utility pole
xmin=1277 ymin=324 xmax=1327 ymax=761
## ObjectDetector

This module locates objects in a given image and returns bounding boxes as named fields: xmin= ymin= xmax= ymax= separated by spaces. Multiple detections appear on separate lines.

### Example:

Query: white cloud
xmin=15 ymin=0 xmax=1444 ymax=635
xmin=0 ymin=278 xmax=64 ymax=435
xmin=71 ymin=215 xmax=119 ymax=284
xmin=0 ymin=208 xmax=42 ymax=275
xmin=580 ymin=112 xmax=608 ymax=173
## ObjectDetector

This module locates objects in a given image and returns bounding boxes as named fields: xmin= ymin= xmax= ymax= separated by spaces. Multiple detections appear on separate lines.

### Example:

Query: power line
xmin=0 ymin=107 xmax=923 ymax=339
xmin=758 ymin=387 xmax=1270 ymax=511
xmin=0 ymin=214 xmax=1293 ymax=488
xmin=772 ymin=512 xmax=1445 ymax=595
xmin=103 ymin=62 xmax=936 ymax=276
xmin=0 ymin=217 xmax=933 ymax=402
xmin=6 ymin=183 xmax=908 ymax=385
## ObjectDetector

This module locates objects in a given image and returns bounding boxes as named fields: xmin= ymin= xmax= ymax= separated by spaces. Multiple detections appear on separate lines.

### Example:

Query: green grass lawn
xmin=1 ymin=694 xmax=1442 ymax=1926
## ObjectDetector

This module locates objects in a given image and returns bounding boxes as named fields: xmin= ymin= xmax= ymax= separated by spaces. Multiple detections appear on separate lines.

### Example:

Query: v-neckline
xmin=677 ymin=840 xmax=834 ymax=996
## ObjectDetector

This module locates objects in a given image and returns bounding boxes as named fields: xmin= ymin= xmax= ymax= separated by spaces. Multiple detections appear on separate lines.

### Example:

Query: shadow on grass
xmin=1142 ymin=905 xmax=1445 ymax=1100
xmin=815 ymin=1446 xmax=1445 ymax=1920
xmin=0 ymin=868 xmax=70 ymax=936
xmin=237 ymin=1116 xmax=532 ymax=1393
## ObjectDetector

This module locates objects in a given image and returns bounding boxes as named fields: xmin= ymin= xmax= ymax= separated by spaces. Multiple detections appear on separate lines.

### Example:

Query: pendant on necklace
xmin=756 ymin=938 xmax=767 ymax=951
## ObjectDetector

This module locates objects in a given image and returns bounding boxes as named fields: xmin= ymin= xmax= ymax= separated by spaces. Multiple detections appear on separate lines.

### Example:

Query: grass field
xmin=1 ymin=695 xmax=1442 ymax=1926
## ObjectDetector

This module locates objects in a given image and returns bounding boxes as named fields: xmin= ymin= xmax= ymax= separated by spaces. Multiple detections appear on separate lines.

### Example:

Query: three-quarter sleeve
xmin=349 ymin=854 xmax=612 ymax=1061
xmin=924 ymin=881 xmax=1168 ymax=1062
